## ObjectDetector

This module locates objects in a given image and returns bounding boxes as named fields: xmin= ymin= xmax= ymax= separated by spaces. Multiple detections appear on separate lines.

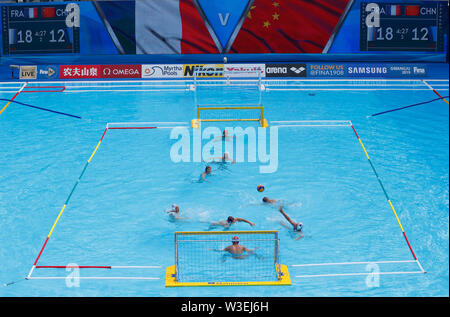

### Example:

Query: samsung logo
xmin=348 ymin=66 xmax=387 ymax=74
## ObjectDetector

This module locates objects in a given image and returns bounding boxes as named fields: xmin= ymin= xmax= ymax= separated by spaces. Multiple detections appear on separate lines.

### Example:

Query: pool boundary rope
xmin=23 ymin=120 xmax=426 ymax=284
xmin=422 ymin=80 xmax=449 ymax=105
xmin=0 ymin=82 xmax=27 ymax=116
xmin=26 ymin=123 xmax=181 ymax=282
xmin=0 ymin=83 xmax=72 ymax=119
xmin=350 ymin=122 xmax=425 ymax=274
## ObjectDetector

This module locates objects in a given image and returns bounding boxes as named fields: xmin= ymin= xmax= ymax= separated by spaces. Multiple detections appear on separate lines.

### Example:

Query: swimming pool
xmin=0 ymin=79 xmax=448 ymax=296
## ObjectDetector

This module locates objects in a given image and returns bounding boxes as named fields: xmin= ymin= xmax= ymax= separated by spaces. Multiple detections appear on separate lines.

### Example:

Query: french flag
xmin=25 ymin=7 xmax=38 ymax=19
xmin=387 ymin=5 xmax=401 ymax=16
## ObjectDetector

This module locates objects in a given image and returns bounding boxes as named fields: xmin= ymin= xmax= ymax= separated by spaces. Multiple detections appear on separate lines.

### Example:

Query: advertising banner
xmin=183 ymin=64 xmax=224 ymax=78
xmin=224 ymin=64 xmax=265 ymax=78
xmin=60 ymin=65 xmax=101 ymax=79
xmin=142 ymin=64 xmax=184 ymax=78
xmin=101 ymin=65 xmax=141 ymax=78
xmin=265 ymin=64 xmax=307 ymax=77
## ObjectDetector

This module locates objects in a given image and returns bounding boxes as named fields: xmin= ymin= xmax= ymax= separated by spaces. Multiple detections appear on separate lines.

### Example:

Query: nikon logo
xmin=183 ymin=64 xmax=224 ymax=77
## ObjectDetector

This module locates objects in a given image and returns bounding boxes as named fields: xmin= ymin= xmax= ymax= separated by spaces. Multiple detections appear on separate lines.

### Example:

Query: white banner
xmin=142 ymin=64 xmax=184 ymax=78
xmin=224 ymin=64 xmax=265 ymax=78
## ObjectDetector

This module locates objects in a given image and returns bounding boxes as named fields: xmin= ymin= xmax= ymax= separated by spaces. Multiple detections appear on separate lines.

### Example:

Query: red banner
xmin=101 ymin=65 xmax=142 ymax=78
xmin=60 ymin=65 xmax=101 ymax=79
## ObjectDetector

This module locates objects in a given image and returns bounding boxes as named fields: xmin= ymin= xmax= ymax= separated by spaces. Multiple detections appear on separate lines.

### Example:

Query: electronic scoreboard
xmin=360 ymin=2 xmax=447 ymax=51
xmin=2 ymin=4 xmax=80 ymax=55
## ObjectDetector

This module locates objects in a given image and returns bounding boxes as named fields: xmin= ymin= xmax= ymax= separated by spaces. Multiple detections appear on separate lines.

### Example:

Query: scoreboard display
xmin=2 ymin=4 xmax=80 ymax=55
xmin=360 ymin=2 xmax=447 ymax=51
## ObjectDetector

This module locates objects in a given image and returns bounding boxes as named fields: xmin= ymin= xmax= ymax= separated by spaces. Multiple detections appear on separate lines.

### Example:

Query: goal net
xmin=166 ymin=231 xmax=291 ymax=287
xmin=191 ymin=67 xmax=268 ymax=128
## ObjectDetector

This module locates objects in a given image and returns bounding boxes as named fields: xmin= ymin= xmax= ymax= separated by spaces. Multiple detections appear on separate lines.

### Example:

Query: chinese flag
xmin=230 ymin=0 xmax=350 ymax=53
xmin=41 ymin=7 xmax=56 ymax=18
xmin=405 ymin=5 xmax=421 ymax=16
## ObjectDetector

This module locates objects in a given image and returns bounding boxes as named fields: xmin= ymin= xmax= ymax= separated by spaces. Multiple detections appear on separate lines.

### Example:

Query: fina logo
xmin=39 ymin=66 xmax=57 ymax=78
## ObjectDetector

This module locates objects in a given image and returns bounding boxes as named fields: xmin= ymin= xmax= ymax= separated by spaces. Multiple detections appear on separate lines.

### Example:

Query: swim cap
xmin=232 ymin=236 xmax=239 ymax=244
xmin=172 ymin=204 xmax=178 ymax=209
xmin=227 ymin=216 xmax=234 ymax=223
xmin=295 ymin=222 xmax=303 ymax=232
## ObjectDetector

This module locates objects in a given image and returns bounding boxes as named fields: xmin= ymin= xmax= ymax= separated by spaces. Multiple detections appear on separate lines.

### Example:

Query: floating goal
xmin=191 ymin=67 xmax=268 ymax=128
xmin=166 ymin=231 xmax=291 ymax=287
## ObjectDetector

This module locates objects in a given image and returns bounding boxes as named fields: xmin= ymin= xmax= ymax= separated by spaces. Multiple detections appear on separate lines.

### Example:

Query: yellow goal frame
xmin=165 ymin=230 xmax=291 ymax=287
xmin=191 ymin=105 xmax=269 ymax=129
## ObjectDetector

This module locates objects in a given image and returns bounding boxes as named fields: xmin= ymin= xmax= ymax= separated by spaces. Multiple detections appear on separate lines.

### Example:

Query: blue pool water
xmin=0 ymin=79 xmax=448 ymax=296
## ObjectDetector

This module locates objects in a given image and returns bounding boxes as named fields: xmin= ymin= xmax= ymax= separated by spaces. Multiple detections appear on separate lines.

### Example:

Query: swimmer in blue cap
xmin=279 ymin=206 xmax=303 ymax=240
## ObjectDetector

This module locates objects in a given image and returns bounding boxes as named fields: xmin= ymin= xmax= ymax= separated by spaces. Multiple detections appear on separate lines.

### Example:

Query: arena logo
xmin=265 ymin=64 xmax=306 ymax=77
xmin=169 ymin=126 xmax=278 ymax=173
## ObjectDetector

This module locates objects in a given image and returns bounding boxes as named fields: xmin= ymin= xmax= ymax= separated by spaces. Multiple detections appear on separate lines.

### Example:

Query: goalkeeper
xmin=223 ymin=236 xmax=257 ymax=259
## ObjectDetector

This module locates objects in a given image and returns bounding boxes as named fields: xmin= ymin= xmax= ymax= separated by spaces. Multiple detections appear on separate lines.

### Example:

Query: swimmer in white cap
xmin=279 ymin=206 xmax=303 ymax=240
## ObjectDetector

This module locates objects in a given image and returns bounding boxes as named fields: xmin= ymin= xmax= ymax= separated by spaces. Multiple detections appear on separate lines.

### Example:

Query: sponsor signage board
xmin=60 ymin=65 xmax=101 ymax=79
xmin=142 ymin=64 xmax=183 ymax=78
xmin=224 ymin=64 xmax=265 ymax=77
xmin=183 ymin=64 xmax=224 ymax=78
xmin=101 ymin=65 xmax=141 ymax=78
xmin=346 ymin=64 xmax=427 ymax=77
xmin=265 ymin=64 xmax=307 ymax=77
